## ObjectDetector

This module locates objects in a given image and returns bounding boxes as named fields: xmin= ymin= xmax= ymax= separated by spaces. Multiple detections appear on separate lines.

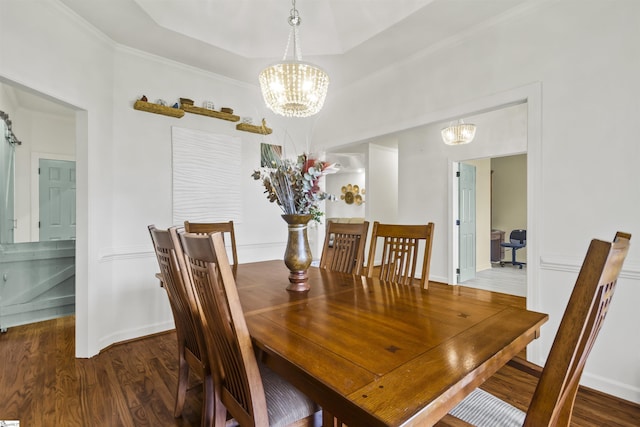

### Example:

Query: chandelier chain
xmin=282 ymin=0 xmax=303 ymax=61
xmin=289 ymin=0 xmax=301 ymax=27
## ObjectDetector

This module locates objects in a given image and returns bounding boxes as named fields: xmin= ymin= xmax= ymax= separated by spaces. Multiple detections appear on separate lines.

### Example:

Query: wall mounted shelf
xmin=181 ymin=104 xmax=240 ymax=122
xmin=134 ymin=100 xmax=184 ymax=118
xmin=236 ymin=122 xmax=273 ymax=135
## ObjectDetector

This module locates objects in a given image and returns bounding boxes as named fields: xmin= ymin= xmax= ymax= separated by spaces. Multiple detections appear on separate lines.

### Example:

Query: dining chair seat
xmin=224 ymin=363 xmax=319 ymax=427
xmin=258 ymin=363 xmax=319 ymax=427
xmin=448 ymin=388 xmax=524 ymax=427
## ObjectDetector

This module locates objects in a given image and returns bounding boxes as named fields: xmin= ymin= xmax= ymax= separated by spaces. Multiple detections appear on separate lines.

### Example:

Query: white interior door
xmin=458 ymin=162 xmax=476 ymax=282
xmin=39 ymin=159 xmax=76 ymax=241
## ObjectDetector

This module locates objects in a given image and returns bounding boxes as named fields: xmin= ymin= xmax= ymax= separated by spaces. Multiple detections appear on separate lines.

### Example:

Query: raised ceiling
xmin=58 ymin=0 xmax=534 ymax=89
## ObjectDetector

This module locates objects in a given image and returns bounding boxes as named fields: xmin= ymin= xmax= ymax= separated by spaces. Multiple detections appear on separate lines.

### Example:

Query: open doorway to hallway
xmin=0 ymin=80 xmax=77 ymax=331
xmin=459 ymin=154 xmax=527 ymax=297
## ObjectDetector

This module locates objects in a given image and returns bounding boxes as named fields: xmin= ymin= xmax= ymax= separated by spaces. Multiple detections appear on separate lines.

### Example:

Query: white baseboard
xmin=581 ymin=371 xmax=640 ymax=404
xmin=97 ymin=319 xmax=175 ymax=351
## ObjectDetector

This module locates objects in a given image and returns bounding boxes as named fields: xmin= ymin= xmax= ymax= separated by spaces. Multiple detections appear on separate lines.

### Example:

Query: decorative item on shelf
xmin=259 ymin=0 xmax=329 ymax=118
xmin=180 ymin=97 xmax=194 ymax=106
xmin=236 ymin=118 xmax=273 ymax=135
xmin=134 ymin=96 xmax=185 ymax=118
xmin=252 ymin=153 xmax=338 ymax=291
xmin=241 ymin=116 xmax=253 ymax=124
xmin=441 ymin=119 xmax=477 ymax=145
xmin=181 ymin=102 xmax=240 ymax=122
xmin=172 ymin=102 xmax=179 ymax=108
xmin=341 ymin=184 xmax=365 ymax=205
xmin=156 ymin=99 xmax=167 ymax=106
xmin=202 ymin=100 xmax=215 ymax=110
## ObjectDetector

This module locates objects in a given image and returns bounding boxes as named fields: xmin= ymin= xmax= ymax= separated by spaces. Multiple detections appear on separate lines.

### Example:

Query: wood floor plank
xmin=55 ymin=317 xmax=82 ymax=426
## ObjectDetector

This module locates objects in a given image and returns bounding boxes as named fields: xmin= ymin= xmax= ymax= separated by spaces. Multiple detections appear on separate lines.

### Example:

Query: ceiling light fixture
xmin=441 ymin=119 xmax=477 ymax=145
xmin=259 ymin=0 xmax=329 ymax=118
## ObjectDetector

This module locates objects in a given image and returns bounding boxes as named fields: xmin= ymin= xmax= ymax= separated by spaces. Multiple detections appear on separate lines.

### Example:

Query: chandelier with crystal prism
xmin=441 ymin=119 xmax=477 ymax=145
xmin=259 ymin=0 xmax=329 ymax=118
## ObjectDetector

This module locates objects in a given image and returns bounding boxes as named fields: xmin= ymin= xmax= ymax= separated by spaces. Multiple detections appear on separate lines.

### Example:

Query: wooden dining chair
xmin=148 ymin=225 xmax=215 ymax=426
xmin=179 ymin=231 xmax=320 ymax=427
xmin=441 ymin=231 xmax=631 ymax=427
xmin=366 ymin=221 xmax=435 ymax=288
xmin=184 ymin=220 xmax=239 ymax=267
xmin=319 ymin=221 xmax=369 ymax=275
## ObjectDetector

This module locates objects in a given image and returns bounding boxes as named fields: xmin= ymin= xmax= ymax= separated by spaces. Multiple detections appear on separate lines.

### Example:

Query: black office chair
xmin=501 ymin=229 xmax=526 ymax=269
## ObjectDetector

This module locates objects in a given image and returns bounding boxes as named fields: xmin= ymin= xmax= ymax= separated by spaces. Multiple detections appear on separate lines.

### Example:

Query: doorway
xmin=0 ymin=81 xmax=77 ymax=331
xmin=458 ymin=154 xmax=527 ymax=297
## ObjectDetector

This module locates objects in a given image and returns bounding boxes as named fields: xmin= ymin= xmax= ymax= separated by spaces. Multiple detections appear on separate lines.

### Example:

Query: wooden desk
xmin=234 ymin=260 xmax=548 ymax=427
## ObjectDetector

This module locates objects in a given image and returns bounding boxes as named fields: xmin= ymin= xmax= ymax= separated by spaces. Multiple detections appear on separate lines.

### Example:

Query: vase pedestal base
xmin=286 ymin=271 xmax=310 ymax=292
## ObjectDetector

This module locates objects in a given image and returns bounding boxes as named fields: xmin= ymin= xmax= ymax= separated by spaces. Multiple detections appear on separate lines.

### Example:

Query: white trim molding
xmin=540 ymin=255 xmax=640 ymax=280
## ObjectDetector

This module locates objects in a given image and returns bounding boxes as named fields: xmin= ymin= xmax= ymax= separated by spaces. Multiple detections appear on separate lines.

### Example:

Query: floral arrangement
xmin=252 ymin=153 xmax=338 ymax=222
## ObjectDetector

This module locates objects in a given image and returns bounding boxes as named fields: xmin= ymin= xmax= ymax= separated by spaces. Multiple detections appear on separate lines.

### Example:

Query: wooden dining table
xmin=233 ymin=260 xmax=548 ymax=427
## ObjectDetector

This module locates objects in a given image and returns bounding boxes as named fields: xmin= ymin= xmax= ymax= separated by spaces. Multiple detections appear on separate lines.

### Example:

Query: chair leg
xmin=174 ymin=347 xmax=189 ymax=417
xmin=213 ymin=384 xmax=228 ymax=427
xmin=202 ymin=374 xmax=215 ymax=427
xmin=507 ymin=248 xmax=525 ymax=269
xmin=322 ymin=410 xmax=344 ymax=427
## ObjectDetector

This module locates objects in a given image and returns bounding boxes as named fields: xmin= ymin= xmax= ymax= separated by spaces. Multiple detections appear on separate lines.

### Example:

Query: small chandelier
xmin=441 ymin=119 xmax=477 ymax=145
xmin=259 ymin=0 xmax=329 ymax=118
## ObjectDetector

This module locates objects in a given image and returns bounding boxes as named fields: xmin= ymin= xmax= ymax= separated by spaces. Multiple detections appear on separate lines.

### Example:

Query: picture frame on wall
xmin=260 ymin=143 xmax=282 ymax=168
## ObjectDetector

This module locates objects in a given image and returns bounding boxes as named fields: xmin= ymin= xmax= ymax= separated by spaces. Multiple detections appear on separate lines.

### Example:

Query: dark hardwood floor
xmin=1 ymin=283 xmax=638 ymax=426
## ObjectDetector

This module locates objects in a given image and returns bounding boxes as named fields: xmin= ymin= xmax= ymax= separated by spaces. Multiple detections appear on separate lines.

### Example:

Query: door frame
xmin=31 ymin=152 xmax=75 ymax=242
xmin=446 ymin=82 xmax=542 ymax=360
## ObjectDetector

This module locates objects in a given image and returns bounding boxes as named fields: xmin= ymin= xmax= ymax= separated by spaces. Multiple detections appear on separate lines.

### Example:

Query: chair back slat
xmin=524 ymin=232 xmax=631 ymax=427
xmin=180 ymin=231 xmax=269 ymax=427
xmin=148 ymin=226 xmax=203 ymax=362
xmin=367 ymin=222 xmax=435 ymax=288
xmin=319 ymin=221 xmax=369 ymax=275
xmin=184 ymin=220 xmax=239 ymax=267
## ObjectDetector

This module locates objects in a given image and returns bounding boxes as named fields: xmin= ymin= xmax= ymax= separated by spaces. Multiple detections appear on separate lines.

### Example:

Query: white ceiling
xmin=6 ymin=0 xmax=535 ymax=117
xmin=57 ymin=0 xmax=533 ymax=89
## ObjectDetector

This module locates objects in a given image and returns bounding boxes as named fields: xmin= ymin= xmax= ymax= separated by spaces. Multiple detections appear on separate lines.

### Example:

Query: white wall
xmin=315 ymin=1 xmax=640 ymax=402
xmin=368 ymin=143 xmax=398 ymax=225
